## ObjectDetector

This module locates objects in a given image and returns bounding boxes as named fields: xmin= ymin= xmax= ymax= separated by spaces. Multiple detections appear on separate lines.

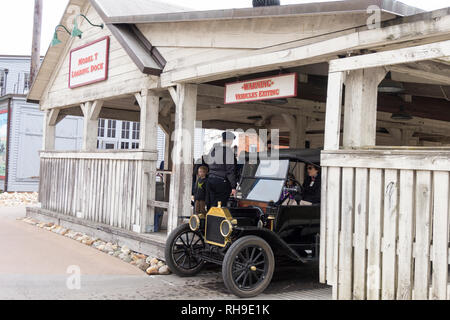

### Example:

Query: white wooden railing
xmin=320 ymin=148 xmax=450 ymax=300
xmin=39 ymin=150 xmax=157 ymax=232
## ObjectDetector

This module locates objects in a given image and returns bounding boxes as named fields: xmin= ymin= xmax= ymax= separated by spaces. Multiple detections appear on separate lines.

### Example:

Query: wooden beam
xmin=324 ymin=72 xmax=345 ymax=151
xmin=80 ymin=101 xmax=103 ymax=151
xmin=135 ymin=90 xmax=159 ymax=150
xmin=343 ymin=67 xmax=387 ymax=148
xmin=388 ymin=61 xmax=450 ymax=85
xmin=46 ymin=109 xmax=60 ymax=126
xmin=168 ymin=84 xmax=198 ymax=234
xmin=168 ymin=86 xmax=178 ymax=106
xmin=90 ymin=100 xmax=104 ymax=120
xmin=134 ymin=90 xmax=160 ymax=233
xmin=99 ymin=108 xmax=140 ymax=122
xmin=329 ymin=40 xmax=450 ymax=73
xmin=80 ymin=100 xmax=104 ymax=121
xmin=42 ymin=109 xmax=57 ymax=151
xmin=161 ymin=15 xmax=450 ymax=86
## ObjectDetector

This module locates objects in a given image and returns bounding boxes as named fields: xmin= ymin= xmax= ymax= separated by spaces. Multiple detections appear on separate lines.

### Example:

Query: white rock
xmin=149 ymin=258 xmax=159 ymax=266
xmin=121 ymin=246 xmax=131 ymax=254
xmin=146 ymin=265 xmax=159 ymax=275
xmin=158 ymin=265 xmax=171 ymax=275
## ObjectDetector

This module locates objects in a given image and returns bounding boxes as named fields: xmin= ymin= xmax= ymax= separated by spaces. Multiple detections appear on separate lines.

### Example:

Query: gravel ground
xmin=0 ymin=192 xmax=39 ymax=207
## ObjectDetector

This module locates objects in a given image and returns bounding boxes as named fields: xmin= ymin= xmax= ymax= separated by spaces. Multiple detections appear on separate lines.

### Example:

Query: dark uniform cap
xmin=222 ymin=131 xmax=236 ymax=141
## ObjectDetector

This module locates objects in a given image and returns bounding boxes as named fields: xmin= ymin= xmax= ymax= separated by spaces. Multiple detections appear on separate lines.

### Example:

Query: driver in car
xmin=300 ymin=164 xmax=321 ymax=205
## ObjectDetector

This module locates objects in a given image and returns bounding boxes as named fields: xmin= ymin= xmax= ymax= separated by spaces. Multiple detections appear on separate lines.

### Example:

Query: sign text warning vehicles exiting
xmin=69 ymin=36 xmax=110 ymax=89
xmin=224 ymin=73 xmax=298 ymax=104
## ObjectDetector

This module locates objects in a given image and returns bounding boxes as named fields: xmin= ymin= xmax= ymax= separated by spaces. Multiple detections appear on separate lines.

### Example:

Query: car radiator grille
xmin=205 ymin=215 xmax=226 ymax=246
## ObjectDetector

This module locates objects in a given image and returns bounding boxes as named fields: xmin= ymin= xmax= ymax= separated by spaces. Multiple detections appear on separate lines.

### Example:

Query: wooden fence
xmin=39 ymin=151 xmax=157 ymax=232
xmin=320 ymin=148 xmax=450 ymax=300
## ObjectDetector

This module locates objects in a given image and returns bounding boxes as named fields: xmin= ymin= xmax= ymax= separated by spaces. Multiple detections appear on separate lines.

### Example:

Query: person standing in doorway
xmin=205 ymin=131 xmax=238 ymax=209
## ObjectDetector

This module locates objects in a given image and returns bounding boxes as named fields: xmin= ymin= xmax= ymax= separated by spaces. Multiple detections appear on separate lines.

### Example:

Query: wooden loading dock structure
xmin=27 ymin=0 xmax=449 ymax=299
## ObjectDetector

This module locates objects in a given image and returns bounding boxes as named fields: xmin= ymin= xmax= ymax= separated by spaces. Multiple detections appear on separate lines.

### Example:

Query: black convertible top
xmin=239 ymin=148 xmax=321 ymax=166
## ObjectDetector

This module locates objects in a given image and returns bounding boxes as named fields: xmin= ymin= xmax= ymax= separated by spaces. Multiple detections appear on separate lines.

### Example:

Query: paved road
xmin=0 ymin=207 xmax=331 ymax=300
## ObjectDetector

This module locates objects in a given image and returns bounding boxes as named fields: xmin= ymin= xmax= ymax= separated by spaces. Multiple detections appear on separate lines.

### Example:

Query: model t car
xmin=165 ymin=149 xmax=321 ymax=298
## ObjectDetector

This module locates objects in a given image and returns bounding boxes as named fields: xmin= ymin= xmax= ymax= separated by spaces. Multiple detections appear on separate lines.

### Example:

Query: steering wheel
xmin=283 ymin=185 xmax=302 ymax=195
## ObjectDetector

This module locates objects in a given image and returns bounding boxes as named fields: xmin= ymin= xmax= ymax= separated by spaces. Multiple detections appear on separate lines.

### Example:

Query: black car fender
xmin=233 ymin=227 xmax=306 ymax=263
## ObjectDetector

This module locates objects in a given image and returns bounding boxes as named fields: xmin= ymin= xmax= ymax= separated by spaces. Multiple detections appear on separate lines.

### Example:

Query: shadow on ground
xmin=197 ymin=261 xmax=327 ymax=296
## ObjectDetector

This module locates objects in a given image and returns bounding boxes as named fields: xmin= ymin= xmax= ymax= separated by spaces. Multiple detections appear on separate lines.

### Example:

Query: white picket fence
xmin=320 ymin=148 xmax=450 ymax=300
xmin=39 ymin=151 xmax=157 ymax=232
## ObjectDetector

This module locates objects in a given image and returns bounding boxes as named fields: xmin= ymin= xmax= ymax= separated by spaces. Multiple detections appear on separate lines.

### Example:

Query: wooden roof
xmin=100 ymin=0 xmax=424 ymax=24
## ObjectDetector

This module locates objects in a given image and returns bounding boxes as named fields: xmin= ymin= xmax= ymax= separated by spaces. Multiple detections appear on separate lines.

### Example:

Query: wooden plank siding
xmin=39 ymin=151 xmax=157 ymax=232
xmin=320 ymin=149 xmax=450 ymax=300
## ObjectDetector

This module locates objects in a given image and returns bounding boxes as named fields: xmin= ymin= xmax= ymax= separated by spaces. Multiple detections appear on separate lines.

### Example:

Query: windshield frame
xmin=237 ymin=159 xmax=289 ymax=203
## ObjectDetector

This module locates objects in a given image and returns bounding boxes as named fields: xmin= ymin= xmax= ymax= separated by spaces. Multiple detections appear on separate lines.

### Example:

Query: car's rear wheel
xmin=222 ymin=236 xmax=275 ymax=298
xmin=165 ymin=224 xmax=205 ymax=277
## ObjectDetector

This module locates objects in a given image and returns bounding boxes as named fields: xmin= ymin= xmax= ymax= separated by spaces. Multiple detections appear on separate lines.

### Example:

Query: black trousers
xmin=207 ymin=176 xmax=232 ymax=209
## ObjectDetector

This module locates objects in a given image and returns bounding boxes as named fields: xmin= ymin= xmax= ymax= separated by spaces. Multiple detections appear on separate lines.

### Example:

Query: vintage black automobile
xmin=165 ymin=149 xmax=321 ymax=298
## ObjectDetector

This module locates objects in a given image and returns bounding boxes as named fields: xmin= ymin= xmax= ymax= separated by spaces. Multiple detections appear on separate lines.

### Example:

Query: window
xmin=131 ymin=142 xmax=139 ymax=149
xmin=122 ymin=121 xmax=130 ymax=139
xmin=0 ymin=71 xmax=5 ymax=95
xmin=23 ymin=73 xmax=30 ymax=93
xmin=121 ymin=142 xmax=129 ymax=149
xmin=132 ymin=122 xmax=140 ymax=140
xmin=107 ymin=120 xmax=116 ymax=138
xmin=98 ymin=119 xmax=105 ymax=137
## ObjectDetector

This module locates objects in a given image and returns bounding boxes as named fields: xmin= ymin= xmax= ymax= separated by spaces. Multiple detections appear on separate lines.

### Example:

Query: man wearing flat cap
xmin=204 ymin=131 xmax=238 ymax=209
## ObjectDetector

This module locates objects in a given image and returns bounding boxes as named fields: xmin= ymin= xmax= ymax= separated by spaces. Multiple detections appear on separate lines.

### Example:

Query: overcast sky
xmin=0 ymin=0 xmax=448 ymax=56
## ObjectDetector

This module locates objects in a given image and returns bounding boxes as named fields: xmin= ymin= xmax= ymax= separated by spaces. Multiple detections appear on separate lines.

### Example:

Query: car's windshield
xmin=238 ymin=160 xmax=289 ymax=202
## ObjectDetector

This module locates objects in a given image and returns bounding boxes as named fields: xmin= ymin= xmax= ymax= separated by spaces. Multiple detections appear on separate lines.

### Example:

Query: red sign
xmin=69 ymin=36 xmax=110 ymax=89
xmin=225 ymin=73 xmax=298 ymax=104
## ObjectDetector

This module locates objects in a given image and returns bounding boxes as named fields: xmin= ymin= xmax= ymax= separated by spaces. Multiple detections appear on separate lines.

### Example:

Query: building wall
xmin=0 ymin=98 xmax=8 ymax=191
xmin=6 ymin=97 xmax=83 ymax=192
xmin=0 ymin=56 xmax=42 ymax=96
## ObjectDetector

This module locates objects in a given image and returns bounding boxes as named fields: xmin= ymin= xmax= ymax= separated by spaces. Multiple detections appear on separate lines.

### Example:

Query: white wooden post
xmin=80 ymin=100 xmax=103 ymax=151
xmin=42 ymin=109 xmax=59 ymax=151
xmin=321 ymin=71 xmax=345 ymax=298
xmin=135 ymin=90 xmax=160 ymax=233
xmin=324 ymin=72 xmax=345 ymax=151
xmin=168 ymin=84 xmax=198 ymax=234
xmin=163 ymin=119 xmax=174 ymax=202
xmin=343 ymin=67 xmax=387 ymax=148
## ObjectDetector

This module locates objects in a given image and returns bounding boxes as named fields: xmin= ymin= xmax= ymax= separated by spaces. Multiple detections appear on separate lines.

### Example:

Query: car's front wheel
xmin=222 ymin=236 xmax=275 ymax=298
xmin=165 ymin=224 xmax=205 ymax=277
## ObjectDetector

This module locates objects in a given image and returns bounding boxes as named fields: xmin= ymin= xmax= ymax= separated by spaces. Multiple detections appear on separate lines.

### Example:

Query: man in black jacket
xmin=205 ymin=131 xmax=237 ymax=209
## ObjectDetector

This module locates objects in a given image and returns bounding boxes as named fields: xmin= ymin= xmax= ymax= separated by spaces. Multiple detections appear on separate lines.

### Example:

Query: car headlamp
xmin=220 ymin=219 xmax=233 ymax=237
xmin=189 ymin=215 xmax=200 ymax=231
